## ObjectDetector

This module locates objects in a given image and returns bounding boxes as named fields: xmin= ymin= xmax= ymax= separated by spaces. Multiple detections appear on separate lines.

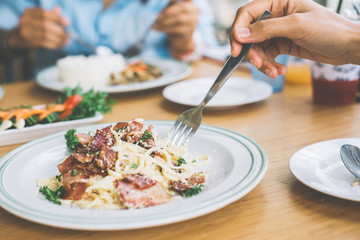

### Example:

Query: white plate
xmin=0 ymin=112 xmax=103 ymax=146
xmin=162 ymin=77 xmax=273 ymax=109
xmin=0 ymin=85 xmax=4 ymax=100
xmin=289 ymin=138 xmax=360 ymax=202
xmin=0 ymin=120 xmax=267 ymax=230
xmin=36 ymin=59 xmax=192 ymax=93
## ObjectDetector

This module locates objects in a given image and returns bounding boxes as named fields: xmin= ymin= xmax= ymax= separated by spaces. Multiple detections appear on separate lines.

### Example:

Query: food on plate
xmin=57 ymin=54 xmax=125 ymax=87
xmin=37 ymin=119 xmax=210 ymax=209
xmin=0 ymin=86 xmax=114 ymax=131
xmin=110 ymin=60 xmax=162 ymax=85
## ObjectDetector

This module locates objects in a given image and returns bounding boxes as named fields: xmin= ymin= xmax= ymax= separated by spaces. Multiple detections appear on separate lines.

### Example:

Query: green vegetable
xmin=131 ymin=163 xmax=138 ymax=169
xmin=177 ymin=157 xmax=186 ymax=166
xmin=39 ymin=186 xmax=65 ymax=205
xmin=40 ymin=112 xmax=58 ymax=124
xmin=25 ymin=115 xmax=39 ymax=126
xmin=184 ymin=184 xmax=203 ymax=197
xmin=141 ymin=131 xmax=153 ymax=140
xmin=58 ymin=86 xmax=115 ymax=120
xmin=135 ymin=131 xmax=154 ymax=145
xmin=65 ymin=129 xmax=80 ymax=151
xmin=71 ymin=169 xmax=78 ymax=176
xmin=55 ymin=174 xmax=62 ymax=182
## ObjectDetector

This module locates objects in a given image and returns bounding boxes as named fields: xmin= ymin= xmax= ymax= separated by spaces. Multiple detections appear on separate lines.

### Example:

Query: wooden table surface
xmin=1 ymin=59 xmax=360 ymax=240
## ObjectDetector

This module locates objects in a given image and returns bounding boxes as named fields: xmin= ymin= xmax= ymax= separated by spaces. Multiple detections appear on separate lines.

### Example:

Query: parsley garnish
xmin=135 ymin=131 xmax=154 ymax=145
xmin=177 ymin=157 xmax=186 ymax=166
xmin=141 ymin=131 xmax=153 ymax=141
xmin=65 ymin=129 xmax=80 ymax=151
xmin=184 ymin=184 xmax=203 ymax=197
xmin=55 ymin=174 xmax=62 ymax=182
xmin=39 ymin=186 xmax=65 ymax=205
xmin=71 ymin=169 xmax=78 ymax=176
xmin=131 ymin=163 xmax=138 ymax=169
xmin=58 ymin=86 xmax=115 ymax=120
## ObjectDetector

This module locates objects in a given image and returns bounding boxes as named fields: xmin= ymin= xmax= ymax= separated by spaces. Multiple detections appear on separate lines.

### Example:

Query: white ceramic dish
xmin=162 ymin=77 xmax=272 ymax=109
xmin=36 ymin=58 xmax=192 ymax=93
xmin=0 ymin=120 xmax=267 ymax=230
xmin=0 ymin=85 xmax=4 ymax=100
xmin=0 ymin=112 xmax=103 ymax=146
xmin=289 ymin=138 xmax=360 ymax=202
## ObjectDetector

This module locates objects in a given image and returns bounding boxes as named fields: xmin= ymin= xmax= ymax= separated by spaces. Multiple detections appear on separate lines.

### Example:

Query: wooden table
xmin=1 ymin=59 xmax=360 ymax=240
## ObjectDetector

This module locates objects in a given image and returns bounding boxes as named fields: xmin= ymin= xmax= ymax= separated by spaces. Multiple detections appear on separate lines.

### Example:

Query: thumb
xmin=51 ymin=6 xmax=70 ymax=26
xmin=51 ymin=6 xmax=61 ymax=15
xmin=233 ymin=16 xmax=294 ymax=44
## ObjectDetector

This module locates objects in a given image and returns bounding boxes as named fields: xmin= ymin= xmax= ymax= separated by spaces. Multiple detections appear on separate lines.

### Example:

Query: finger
xmin=246 ymin=44 xmax=286 ymax=78
xmin=159 ymin=1 xmax=196 ymax=20
xmin=245 ymin=48 xmax=263 ymax=69
xmin=29 ymin=19 xmax=68 ymax=41
xmin=159 ymin=24 xmax=190 ymax=35
xmin=260 ymin=60 xmax=280 ymax=79
xmin=229 ymin=0 xmax=284 ymax=57
xmin=51 ymin=6 xmax=70 ymax=26
xmin=24 ymin=22 xmax=68 ymax=48
xmin=28 ymin=7 xmax=68 ymax=27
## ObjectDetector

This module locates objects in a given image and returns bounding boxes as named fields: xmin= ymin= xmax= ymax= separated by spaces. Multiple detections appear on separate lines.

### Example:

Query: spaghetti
xmin=37 ymin=119 xmax=210 ymax=209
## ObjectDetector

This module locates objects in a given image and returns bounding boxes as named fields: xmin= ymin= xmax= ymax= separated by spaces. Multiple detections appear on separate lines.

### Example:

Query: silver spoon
xmin=67 ymin=29 xmax=113 ymax=56
xmin=340 ymin=144 xmax=360 ymax=178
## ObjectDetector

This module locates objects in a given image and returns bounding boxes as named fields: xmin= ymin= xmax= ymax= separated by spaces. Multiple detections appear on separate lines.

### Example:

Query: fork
xmin=166 ymin=10 xmax=272 ymax=146
xmin=122 ymin=26 xmax=152 ymax=58
xmin=122 ymin=0 xmax=183 ymax=58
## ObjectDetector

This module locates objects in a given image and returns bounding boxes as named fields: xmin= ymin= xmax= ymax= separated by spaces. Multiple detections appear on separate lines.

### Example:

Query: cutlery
xmin=67 ymin=29 xmax=113 ymax=56
xmin=166 ymin=10 xmax=272 ymax=146
xmin=122 ymin=0 xmax=183 ymax=58
xmin=340 ymin=144 xmax=360 ymax=178
xmin=122 ymin=25 xmax=153 ymax=58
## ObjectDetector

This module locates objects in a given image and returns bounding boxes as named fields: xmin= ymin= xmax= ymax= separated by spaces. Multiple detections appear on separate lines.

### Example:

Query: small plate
xmin=162 ymin=77 xmax=272 ymax=109
xmin=36 ymin=58 xmax=192 ymax=93
xmin=0 ymin=85 xmax=4 ymax=100
xmin=0 ymin=120 xmax=267 ymax=230
xmin=0 ymin=112 xmax=103 ymax=146
xmin=289 ymin=138 xmax=360 ymax=202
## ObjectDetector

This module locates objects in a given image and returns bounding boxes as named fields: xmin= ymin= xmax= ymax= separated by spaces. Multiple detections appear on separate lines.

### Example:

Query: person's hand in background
xmin=8 ymin=6 xmax=69 ymax=50
xmin=153 ymin=0 xmax=199 ymax=58
xmin=229 ymin=0 xmax=360 ymax=78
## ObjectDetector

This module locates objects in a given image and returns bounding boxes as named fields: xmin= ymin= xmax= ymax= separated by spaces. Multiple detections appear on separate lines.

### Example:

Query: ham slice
xmin=115 ymin=174 xmax=171 ymax=208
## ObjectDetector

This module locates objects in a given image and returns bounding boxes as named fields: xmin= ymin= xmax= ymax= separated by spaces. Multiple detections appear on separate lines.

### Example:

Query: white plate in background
xmin=0 ymin=85 xmax=4 ymax=100
xmin=0 ymin=120 xmax=267 ymax=230
xmin=0 ymin=112 xmax=103 ymax=146
xmin=162 ymin=77 xmax=272 ymax=109
xmin=289 ymin=138 xmax=360 ymax=202
xmin=36 ymin=58 xmax=192 ymax=93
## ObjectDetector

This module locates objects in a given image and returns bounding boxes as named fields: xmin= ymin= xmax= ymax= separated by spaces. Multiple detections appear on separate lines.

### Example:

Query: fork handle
xmin=199 ymin=10 xmax=272 ymax=107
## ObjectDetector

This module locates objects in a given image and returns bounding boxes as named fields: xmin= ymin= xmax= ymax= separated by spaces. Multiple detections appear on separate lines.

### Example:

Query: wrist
xmin=7 ymin=28 xmax=29 ymax=49
xmin=1 ymin=28 xmax=29 ymax=60
xmin=168 ymin=34 xmax=193 ymax=55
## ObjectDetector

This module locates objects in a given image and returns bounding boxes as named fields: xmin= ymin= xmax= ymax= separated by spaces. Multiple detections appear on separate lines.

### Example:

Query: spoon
xmin=67 ymin=29 xmax=113 ymax=56
xmin=340 ymin=144 xmax=360 ymax=178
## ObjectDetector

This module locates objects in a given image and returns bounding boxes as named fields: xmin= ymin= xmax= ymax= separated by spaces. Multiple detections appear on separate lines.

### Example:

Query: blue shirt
xmin=0 ymin=0 xmax=218 ymax=71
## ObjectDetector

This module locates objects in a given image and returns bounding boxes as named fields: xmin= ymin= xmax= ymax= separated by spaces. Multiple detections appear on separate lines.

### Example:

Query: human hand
xmin=230 ymin=0 xmax=360 ymax=78
xmin=8 ymin=6 xmax=69 ymax=50
xmin=153 ymin=0 xmax=199 ymax=56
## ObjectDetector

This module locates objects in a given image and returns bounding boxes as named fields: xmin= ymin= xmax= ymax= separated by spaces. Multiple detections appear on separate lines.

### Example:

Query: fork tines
xmin=167 ymin=121 xmax=195 ymax=146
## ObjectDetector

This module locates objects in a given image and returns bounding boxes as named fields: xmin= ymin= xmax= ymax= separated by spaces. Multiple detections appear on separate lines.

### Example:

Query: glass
xmin=311 ymin=62 xmax=360 ymax=106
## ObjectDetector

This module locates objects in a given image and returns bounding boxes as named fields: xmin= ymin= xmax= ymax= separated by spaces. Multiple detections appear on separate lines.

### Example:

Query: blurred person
xmin=0 ymin=0 xmax=218 ymax=79
xmin=229 ymin=0 xmax=360 ymax=79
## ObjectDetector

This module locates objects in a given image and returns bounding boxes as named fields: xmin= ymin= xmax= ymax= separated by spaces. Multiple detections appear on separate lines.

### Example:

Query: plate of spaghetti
xmin=0 ymin=119 xmax=267 ymax=230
